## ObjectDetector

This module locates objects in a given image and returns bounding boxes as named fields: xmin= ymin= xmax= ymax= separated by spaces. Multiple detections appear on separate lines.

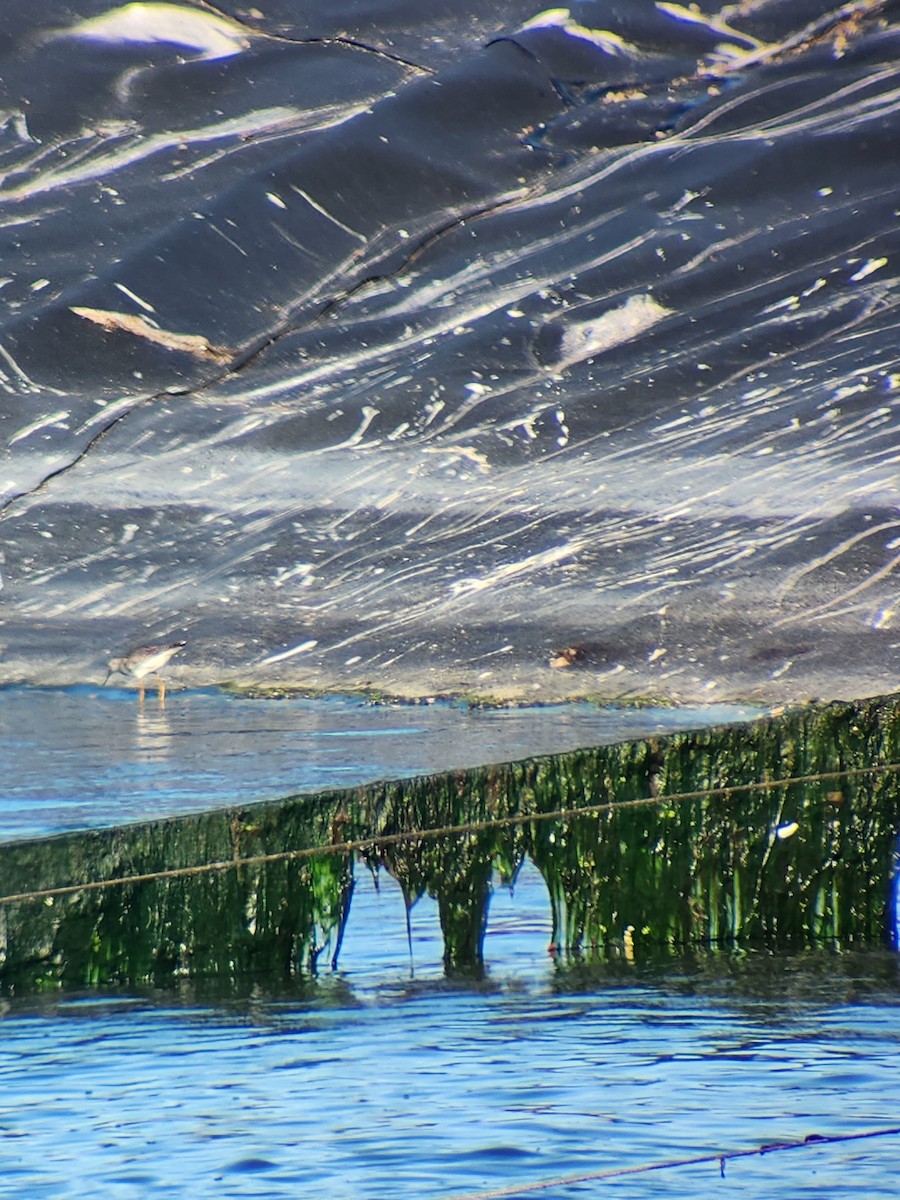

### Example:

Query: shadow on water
xmin=0 ymin=692 xmax=898 ymax=994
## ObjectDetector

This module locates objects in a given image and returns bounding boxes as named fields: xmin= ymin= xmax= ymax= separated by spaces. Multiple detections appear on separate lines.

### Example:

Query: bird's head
xmin=103 ymin=657 xmax=125 ymax=685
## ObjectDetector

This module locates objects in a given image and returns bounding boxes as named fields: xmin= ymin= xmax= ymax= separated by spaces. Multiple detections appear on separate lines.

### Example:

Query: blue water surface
xmin=3 ymin=861 xmax=900 ymax=1199
xmin=0 ymin=687 xmax=763 ymax=841
xmin=3 ymin=688 xmax=896 ymax=1200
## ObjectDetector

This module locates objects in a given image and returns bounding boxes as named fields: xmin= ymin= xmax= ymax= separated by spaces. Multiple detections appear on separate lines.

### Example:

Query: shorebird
xmin=103 ymin=641 xmax=186 ymax=703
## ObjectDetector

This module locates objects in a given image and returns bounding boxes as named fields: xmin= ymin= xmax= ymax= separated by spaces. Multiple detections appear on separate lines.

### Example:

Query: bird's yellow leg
xmin=158 ymin=676 xmax=166 ymax=706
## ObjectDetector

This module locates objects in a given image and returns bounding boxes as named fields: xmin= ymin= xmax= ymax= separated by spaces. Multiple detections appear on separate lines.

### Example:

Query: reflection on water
xmin=2 ymin=687 xmax=897 ymax=1196
xmin=0 ymin=686 xmax=762 ymax=841
xmin=1 ymin=689 xmax=896 ymax=991
xmin=132 ymin=699 xmax=176 ymax=755
xmin=3 ymin=862 xmax=900 ymax=1200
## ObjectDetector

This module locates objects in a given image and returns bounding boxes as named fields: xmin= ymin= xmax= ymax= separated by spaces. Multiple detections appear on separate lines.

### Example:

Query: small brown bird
xmin=103 ymin=641 xmax=186 ymax=703
xmin=550 ymin=644 xmax=586 ymax=669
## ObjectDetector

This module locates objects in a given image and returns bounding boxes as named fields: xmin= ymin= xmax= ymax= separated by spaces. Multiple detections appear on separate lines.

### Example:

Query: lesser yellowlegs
xmin=104 ymin=641 xmax=186 ymax=703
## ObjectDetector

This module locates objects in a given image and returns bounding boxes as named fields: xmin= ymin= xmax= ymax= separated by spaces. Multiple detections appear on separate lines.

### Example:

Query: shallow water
xmin=4 ymin=860 xmax=900 ymax=1199
xmin=0 ymin=687 xmax=761 ymax=841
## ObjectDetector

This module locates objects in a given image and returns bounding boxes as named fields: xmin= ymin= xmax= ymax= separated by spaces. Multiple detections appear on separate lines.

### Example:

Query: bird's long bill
xmin=102 ymin=668 xmax=114 ymax=686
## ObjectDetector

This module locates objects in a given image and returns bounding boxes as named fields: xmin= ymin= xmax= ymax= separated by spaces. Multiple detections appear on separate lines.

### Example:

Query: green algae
xmin=217 ymin=681 xmax=683 ymax=710
xmin=0 ymin=693 xmax=897 ymax=992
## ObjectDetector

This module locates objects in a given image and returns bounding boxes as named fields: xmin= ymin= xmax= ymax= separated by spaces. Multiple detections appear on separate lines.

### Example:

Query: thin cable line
xmin=0 ymin=762 xmax=897 ymax=906
xmin=441 ymin=1124 xmax=900 ymax=1200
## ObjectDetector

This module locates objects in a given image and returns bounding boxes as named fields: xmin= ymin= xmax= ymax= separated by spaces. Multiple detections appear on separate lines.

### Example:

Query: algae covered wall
xmin=0 ymin=695 xmax=898 ymax=991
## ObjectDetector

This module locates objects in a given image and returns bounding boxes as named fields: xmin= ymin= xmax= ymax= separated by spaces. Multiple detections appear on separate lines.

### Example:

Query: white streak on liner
xmin=114 ymin=282 xmax=156 ymax=312
xmin=290 ymin=185 xmax=367 ymax=242
xmin=259 ymin=640 xmax=319 ymax=665
xmin=0 ymin=339 xmax=66 ymax=395
xmin=61 ymin=4 xmax=251 ymax=60
xmin=9 ymin=410 xmax=70 ymax=446
xmin=849 ymin=257 xmax=887 ymax=282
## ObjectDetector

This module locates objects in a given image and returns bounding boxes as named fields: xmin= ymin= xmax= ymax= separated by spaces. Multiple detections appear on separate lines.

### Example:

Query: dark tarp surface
xmin=0 ymin=0 xmax=897 ymax=701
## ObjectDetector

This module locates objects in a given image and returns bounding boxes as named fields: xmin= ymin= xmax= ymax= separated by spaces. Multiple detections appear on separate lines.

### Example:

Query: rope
xmin=442 ymin=1124 xmax=900 ymax=1200
xmin=1 ymin=761 xmax=897 ymax=907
